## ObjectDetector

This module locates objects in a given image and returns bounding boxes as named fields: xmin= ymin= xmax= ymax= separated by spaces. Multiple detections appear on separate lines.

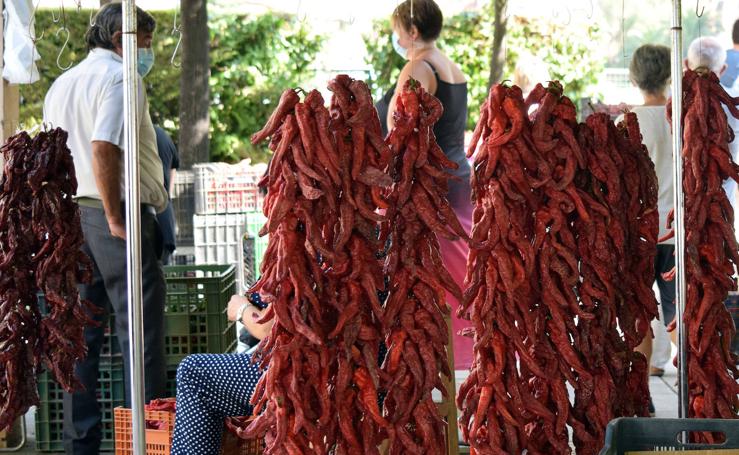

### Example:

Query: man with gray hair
xmin=685 ymin=36 xmax=739 ymax=206
xmin=43 ymin=4 xmax=166 ymax=454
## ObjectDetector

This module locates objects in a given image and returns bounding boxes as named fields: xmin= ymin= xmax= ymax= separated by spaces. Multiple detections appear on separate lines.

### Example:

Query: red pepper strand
xmin=241 ymin=78 xmax=394 ymax=453
xmin=0 ymin=128 xmax=94 ymax=433
xmin=663 ymin=70 xmax=739 ymax=433
xmin=379 ymin=78 xmax=464 ymax=455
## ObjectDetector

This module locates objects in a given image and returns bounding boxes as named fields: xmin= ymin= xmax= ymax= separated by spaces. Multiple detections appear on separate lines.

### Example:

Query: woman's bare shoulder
xmin=428 ymin=49 xmax=466 ymax=84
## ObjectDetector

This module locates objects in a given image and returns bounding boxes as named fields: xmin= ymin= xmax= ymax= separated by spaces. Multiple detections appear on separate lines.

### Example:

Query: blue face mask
xmin=137 ymin=47 xmax=155 ymax=77
xmin=392 ymin=32 xmax=408 ymax=60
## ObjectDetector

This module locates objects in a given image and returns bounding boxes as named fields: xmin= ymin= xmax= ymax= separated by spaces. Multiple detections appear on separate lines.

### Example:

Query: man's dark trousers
xmin=63 ymin=205 xmax=166 ymax=455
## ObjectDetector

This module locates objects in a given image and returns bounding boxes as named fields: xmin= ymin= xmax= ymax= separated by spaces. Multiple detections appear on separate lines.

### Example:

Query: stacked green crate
xmin=35 ymin=266 xmax=236 ymax=450
xmin=163 ymin=264 xmax=237 ymax=366
xmin=35 ymin=319 xmax=123 ymax=452
xmin=36 ymin=292 xmax=123 ymax=452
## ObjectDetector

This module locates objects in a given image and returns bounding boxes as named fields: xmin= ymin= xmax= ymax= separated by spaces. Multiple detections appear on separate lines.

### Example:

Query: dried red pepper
xmin=238 ymin=77 xmax=393 ymax=454
xmin=460 ymin=82 xmax=658 ymax=455
xmin=663 ymin=70 xmax=739 ymax=431
xmin=379 ymin=78 xmax=465 ymax=455
xmin=0 ymin=128 xmax=93 ymax=432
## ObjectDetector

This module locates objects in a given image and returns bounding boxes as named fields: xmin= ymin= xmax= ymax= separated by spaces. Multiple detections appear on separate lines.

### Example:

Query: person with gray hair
xmin=617 ymin=43 xmax=676 ymax=416
xmin=43 ymin=4 xmax=167 ymax=454
xmin=686 ymin=36 xmax=727 ymax=74
xmin=685 ymin=36 xmax=739 ymax=212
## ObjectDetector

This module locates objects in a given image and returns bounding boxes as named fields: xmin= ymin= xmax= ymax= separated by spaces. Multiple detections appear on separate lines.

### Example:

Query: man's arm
xmin=91 ymin=140 xmax=125 ymax=239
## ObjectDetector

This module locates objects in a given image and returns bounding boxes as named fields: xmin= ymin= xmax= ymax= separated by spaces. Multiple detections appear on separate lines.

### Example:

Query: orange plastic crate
xmin=114 ymin=408 xmax=174 ymax=455
xmin=114 ymin=406 xmax=262 ymax=455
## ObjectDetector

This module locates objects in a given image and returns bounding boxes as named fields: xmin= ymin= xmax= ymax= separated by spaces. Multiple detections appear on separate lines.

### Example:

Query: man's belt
xmin=76 ymin=197 xmax=157 ymax=215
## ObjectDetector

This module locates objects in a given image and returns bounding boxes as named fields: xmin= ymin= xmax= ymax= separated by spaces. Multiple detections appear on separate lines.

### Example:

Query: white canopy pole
xmin=669 ymin=0 xmax=689 ymax=419
xmin=121 ymin=1 xmax=147 ymax=453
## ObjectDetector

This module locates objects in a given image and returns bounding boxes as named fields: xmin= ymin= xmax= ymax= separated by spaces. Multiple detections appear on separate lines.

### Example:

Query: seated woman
xmin=170 ymin=292 xmax=272 ymax=455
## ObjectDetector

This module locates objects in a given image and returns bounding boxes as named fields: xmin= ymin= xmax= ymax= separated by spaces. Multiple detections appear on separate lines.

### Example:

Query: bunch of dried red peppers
xmin=0 ymin=128 xmax=93 ymax=431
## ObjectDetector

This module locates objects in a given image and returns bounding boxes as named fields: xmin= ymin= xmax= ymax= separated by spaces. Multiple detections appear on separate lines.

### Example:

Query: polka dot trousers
xmin=171 ymin=353 xmax=261 ymax=454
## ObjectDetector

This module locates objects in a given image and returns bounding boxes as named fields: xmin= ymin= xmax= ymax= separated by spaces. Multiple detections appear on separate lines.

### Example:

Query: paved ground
xmin=7 ymin=364 xmax=679 ymax=454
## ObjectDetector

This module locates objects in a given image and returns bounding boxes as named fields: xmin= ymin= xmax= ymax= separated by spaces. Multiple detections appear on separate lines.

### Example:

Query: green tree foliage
xmin=19 ymin=9 xmax=323 ymax=163
xmin=209 ymin=13 xmax=324 ymax=162
xmin=505 ymin=17 xmax=604 ymax=102
xmin=364 ymin=10 xmax=604 ymax=129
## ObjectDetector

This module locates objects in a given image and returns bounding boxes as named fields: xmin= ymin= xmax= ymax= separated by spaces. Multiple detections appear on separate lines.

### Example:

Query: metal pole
xmin=121 ymin=1 xmax=147 ymax=453
xmin=670 ymin=0 xmax=689 ymax=420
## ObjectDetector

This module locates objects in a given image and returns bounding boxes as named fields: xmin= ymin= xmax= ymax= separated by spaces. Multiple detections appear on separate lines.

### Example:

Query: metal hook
xmin=172 ymin=9 xmax=179 ymax=34
xmin=51 ymin=6 xmax=61 ymax=23
xmin=170 ymin=10 xmax=182 ymax=68
xmin=696 ymin=0 xmax=704 ymax=17
xmin=586 ymin=0 xmax=594 ymax=19
xmin=552 ymin=6 xmax=572 ymax=26
xmin=56 ymin=28 xmax=73 ymax=71
xmin=171 ymin=32 xmax=182 ymax=68
xmin=295 ymin=0 xmax=307 ymax=23
xmin=29 ymin=0 xmax=45 ymax=41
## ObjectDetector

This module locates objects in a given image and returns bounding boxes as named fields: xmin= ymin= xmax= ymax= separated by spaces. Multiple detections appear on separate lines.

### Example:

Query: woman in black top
xmin=380 ymin=0 xmax=474 ymax=370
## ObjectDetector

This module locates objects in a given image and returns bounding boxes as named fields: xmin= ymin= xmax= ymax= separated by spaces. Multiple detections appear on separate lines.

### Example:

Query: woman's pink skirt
xmin=439 ymin=183 xmax=474 ymax=370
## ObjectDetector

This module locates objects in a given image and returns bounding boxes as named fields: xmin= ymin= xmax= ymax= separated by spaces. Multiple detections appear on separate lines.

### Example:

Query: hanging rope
xmin=622 ymin=0 xmax=627 ymax=68
xmin=502 ymin=0 xmax=509 ymax=64
xmin=410 ymin=0 xmax=416 ymax=75
xmin=696 ymin=0 xmax=704 ymax=58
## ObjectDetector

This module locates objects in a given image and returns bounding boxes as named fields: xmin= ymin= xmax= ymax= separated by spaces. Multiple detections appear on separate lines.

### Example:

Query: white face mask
xmin=392 ymin=32 xmax=408 ymax=60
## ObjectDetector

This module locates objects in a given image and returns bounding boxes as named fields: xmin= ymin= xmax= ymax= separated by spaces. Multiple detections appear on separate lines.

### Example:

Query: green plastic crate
xmin=35 ymin=362 xmax=124 ymax=452
xmin=163 ymin=264 xmax=237 ymax=365
xmin=165 ymin=363 xmax=178 ymax=398
xmin=246 ymin=212 xmax=268 ymax=278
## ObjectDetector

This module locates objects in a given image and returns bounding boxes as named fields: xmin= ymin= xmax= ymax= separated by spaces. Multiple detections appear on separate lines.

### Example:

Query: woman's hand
xmin=227 ymin=294 xmax=273 ymax=340
xmin=227 ymin=295 xmax=263 ymax=323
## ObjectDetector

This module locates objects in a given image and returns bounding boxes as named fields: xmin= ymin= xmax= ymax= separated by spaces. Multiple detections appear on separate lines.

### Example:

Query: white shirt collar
xmin=89 ymin=47 xmax=122 ymax=62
